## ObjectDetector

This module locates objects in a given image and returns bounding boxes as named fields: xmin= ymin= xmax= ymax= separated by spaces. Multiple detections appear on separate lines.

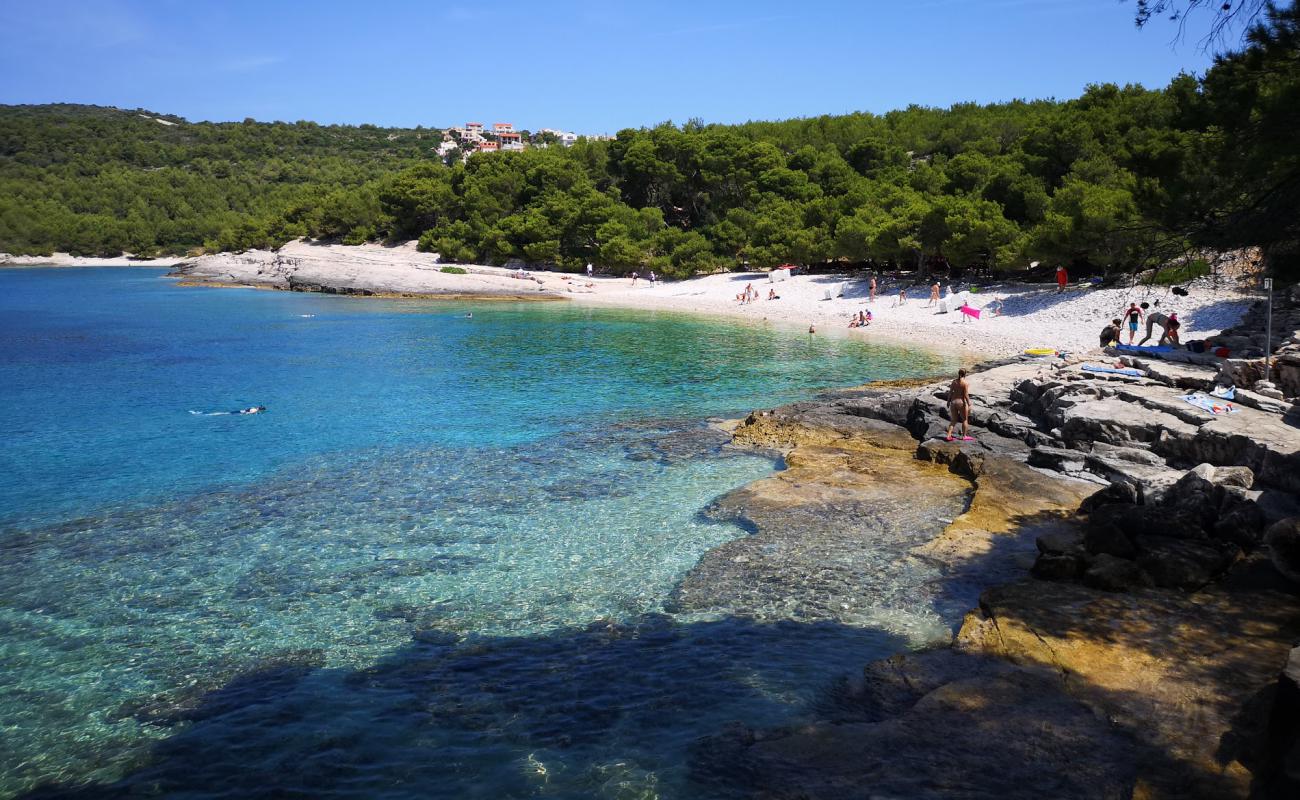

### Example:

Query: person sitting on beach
xmin=945 ymin=369 xmax=973 ymax=442
xmin=894 ymin=288 xmax=907 ymax=307
xmin=863 ymin=309 xmax=872 ymax=325
xmin=985 ymin=298 xmax=1003 ymax=316
xmin=1100 ymin=318 xmax=1123 ymax=348
xmin=768 ymin=288 xmax=778 ymax=300
xmin=1121 ymin=303 xmax=1143 ymax=344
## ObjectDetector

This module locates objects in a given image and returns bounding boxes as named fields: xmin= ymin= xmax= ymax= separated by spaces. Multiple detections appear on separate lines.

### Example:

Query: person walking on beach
xmin=927 ymin=282 xmax=940 ymax=308
xmin=586 ymin=263 xmax=593 ymax=278
xmin=630 ymin=271 xmax=639 ymax=286
xmin=1056 ymin=265 xmax=1069 ymax=293
xmin=945 ymin=369 xmax=973 ymax=442
xmin=869 ymin=274 xmax=877 ymax=302
xmin=649 ymin=270 xmax=657 ymax=287
xmin=1122 ymin=303 xmax=1144 ymax=344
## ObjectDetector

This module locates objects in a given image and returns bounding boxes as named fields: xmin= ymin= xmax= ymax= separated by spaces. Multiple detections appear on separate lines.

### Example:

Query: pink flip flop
xmin=945 ymin=435 xmax=955 ymax=442
xmin=961 ymin=436 xmax=975 ymax=441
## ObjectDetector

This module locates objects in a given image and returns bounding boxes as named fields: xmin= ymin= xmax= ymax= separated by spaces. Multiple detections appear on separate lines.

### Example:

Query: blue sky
xmin=0 ymin=0 xmax=1218 ymax=133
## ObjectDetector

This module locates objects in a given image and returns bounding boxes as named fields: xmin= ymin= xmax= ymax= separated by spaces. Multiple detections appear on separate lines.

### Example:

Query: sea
xmin=0 ymin=267 xmax=960 ymax=799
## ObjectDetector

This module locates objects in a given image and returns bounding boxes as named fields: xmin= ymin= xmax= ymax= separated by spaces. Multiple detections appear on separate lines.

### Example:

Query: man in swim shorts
xmin=945 ymin=369 xmax=973 ymax=442
xmin=1122 ymin=303 xmax=1143 ymax=344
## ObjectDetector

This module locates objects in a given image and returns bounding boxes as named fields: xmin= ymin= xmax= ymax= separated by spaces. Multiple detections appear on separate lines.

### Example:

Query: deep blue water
xmin=0 ymin=268 xmax=959 ymax=798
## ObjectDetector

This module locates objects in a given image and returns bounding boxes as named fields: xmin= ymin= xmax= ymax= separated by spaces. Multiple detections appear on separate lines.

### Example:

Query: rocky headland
xmin=165 ymin=240 xmax=570 ymax=299
xmin=689 ymin=287 xmax=1300 ymax=798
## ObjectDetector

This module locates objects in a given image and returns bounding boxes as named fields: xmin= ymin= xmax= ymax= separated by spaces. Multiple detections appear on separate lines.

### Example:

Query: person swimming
xmin=189 ymin=406 xmax=266 ymax=416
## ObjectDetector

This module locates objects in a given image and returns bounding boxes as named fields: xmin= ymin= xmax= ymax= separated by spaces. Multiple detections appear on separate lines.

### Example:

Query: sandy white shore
xmin=571 ymin=270 xmax=1259 ymax=360
xmin=42 ymin=238 xmax=1259 ymax=360
xmin=0 ymin=252 xmax=184 ymax=268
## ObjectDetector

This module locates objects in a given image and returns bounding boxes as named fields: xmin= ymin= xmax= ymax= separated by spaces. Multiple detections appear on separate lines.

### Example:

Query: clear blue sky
xmin=0 ymin=0 xmax=1216 ymax=133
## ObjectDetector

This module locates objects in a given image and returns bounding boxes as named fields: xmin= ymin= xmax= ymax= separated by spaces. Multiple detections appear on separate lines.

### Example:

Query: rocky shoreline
xmin=689 ymin=290 xmax=1300 ymax=798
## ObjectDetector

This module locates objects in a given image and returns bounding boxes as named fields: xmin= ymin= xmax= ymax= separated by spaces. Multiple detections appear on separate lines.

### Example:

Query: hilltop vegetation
xmin=1 ymin=4 xmax=1296 ymax=278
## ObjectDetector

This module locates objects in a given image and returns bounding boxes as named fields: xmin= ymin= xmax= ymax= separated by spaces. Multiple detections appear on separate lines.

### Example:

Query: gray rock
xmin=1027 ymin=446 xmax=1087 ymax=473
xmin=1083 ymin=553 xmax=1151 ymax=592
xmin=1265 ymin=517 xmax=1300 ymax=584
xmin=1036 ymin=529 xmax=1085 ymax=556
xmin=1032 ymin=552 xmax=1084 ymax=581
xmin=1079 ymin=481 xmax=1139 ymax=514
xmin=1135 ymin=535 xmax=1239 ymax=590
xmin=1084 ymin=524 xmax=1138 ymax=560
xmin=1089 ymin=442 xmax=1167 ymax=466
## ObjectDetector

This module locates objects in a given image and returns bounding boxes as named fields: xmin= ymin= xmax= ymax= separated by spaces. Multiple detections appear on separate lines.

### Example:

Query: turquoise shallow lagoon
xmin=1 ymin=268 xmax=958 ymax=798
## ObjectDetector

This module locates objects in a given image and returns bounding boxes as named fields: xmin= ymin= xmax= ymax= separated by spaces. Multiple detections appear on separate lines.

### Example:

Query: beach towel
xmin=1082 ymin=364 xmax=1143 ymax=377
xmin=1115 ymin=344 xmax=1174 ymax=354
xmin=959 ymin=304 xmax=981 ymax=319
xmin=1180 ymin=393 xmax=1238 ymax=414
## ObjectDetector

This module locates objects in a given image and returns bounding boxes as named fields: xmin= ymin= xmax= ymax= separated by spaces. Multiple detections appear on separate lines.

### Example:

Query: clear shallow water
xmin=0 ymin=269 xmax=959 ymax=799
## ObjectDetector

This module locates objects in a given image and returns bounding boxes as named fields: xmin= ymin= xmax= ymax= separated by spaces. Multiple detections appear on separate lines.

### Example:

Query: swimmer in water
xmin=465 ymin=312 xmax=473 ymax=318
xmin=239 ymin=406 xmax=266 ymax=415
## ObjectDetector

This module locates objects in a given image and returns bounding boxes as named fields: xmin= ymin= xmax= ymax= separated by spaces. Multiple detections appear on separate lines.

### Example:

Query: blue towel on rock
xmin=1082 ymin=364 xmax=1143 ymax=377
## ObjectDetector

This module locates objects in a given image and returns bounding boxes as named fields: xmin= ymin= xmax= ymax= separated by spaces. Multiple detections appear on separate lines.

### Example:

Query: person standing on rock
xmin=1138 ymin=308 xmax=1171 ymax=346
xmin=945 ymin=369 xmax=974 ymax=442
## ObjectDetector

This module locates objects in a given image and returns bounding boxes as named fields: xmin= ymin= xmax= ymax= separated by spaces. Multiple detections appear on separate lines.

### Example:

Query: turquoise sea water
xmin=0 ymin=269 xmax=959 ymax=799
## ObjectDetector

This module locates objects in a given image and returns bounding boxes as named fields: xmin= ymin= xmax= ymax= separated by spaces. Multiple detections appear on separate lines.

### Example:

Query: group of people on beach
xmin=1105 ymin=302 xmax=1181 ymax=346
xmin=847 ymin=309 xmax=872 ymax=328
xmin=736 ymin=283 xmax=763 ymax=304
xmin=629 ymin=270 xmax=657 ymax=287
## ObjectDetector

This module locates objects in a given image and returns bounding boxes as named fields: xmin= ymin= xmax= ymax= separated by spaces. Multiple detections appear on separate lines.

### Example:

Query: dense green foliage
xmin=0 ymin=105 xmax=436 ymax=256
xmin=2 ymin=6 xmax=1296 ymax=278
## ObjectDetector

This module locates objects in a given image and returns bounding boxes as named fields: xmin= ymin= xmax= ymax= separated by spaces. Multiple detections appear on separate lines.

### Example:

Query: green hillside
xmin=2 ymin=4 xmax=1296 ymax=278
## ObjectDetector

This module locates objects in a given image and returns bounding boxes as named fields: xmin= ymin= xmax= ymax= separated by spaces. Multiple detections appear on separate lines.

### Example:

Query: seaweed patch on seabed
xmin=19 ymin=616 xmax=909 ymax=800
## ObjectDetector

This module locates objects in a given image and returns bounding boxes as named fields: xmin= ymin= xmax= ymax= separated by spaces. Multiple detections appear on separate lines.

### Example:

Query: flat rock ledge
xmin=167 ymin=239 xmax=568 ymax=299
xmin=688 ymin=351 xmax=1300 ymax=799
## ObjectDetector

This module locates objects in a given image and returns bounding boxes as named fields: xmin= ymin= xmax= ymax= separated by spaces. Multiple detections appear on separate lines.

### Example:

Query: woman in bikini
xmin=945 ymin=369 xmax=973 ymax=442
